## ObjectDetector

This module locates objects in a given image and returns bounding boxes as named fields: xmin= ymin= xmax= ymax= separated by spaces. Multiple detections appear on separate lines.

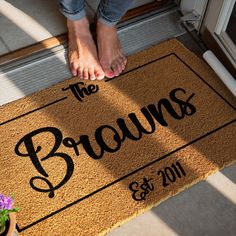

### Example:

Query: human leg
xmin=59 ymin=0 xmax=105 ymax=80
xmin=96 ymin=0 xmax=134 ymax=78
xmin=59 ymin=0 xmax=86 ymax=21
xmin=97 ymin=0 xmax=134 ymax=26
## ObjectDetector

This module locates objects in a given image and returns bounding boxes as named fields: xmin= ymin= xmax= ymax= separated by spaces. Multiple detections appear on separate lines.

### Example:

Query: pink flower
xmin=0 ymin=194 xmax=13 ymax=210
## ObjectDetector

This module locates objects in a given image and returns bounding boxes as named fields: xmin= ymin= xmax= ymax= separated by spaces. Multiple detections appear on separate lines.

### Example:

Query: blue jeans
xmin=59 ymin=0 xmax=134 ymax=26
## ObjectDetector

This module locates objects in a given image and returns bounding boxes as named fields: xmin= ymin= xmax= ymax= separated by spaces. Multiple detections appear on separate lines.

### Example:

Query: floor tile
xmin=0 ymin=0 xmax=66 ymax=51
xmin=108 ymin=164 xmax=236 ymax=236
xmin=0 ymin=0 xmax=154 ymax=53
xmin=0 ymin=38 xmax=9 ymax=55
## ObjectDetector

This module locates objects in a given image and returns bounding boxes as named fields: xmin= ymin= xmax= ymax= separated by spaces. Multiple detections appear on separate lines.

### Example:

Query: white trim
xmin=216 ymin=32 xmax=236 ymax=64
xmin=215 ymin=0 xmax=235 ymax=35
xmin=180 ymin=0 xmax=208 ymax=15
xmin=180 ymin=0 xmax=197 ymax=14
xmin=213 ymin=0 xmax=236 ymax=66
xmin=203 ymin=50 xmax=236 ymax=96
xmin=180 ymin=0 xmax=208 ymax=30
xmin=202 ymin=0 xmax=236 ymax=69
xmin=213 ymin=33 xmax=236 ymax=69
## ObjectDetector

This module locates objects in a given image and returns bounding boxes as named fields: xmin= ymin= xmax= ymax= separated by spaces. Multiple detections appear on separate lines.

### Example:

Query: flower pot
xmin=0 ymin=213 xmax=17 ymax=236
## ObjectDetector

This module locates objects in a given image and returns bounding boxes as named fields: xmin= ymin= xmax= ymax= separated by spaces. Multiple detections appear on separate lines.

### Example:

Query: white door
xmin=203 ymin=0 xmax=236 ymax=68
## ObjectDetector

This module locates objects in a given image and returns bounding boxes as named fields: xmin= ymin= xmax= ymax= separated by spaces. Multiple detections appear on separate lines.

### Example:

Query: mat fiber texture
xmin=1 ymin=39 xmax=236 ymax=236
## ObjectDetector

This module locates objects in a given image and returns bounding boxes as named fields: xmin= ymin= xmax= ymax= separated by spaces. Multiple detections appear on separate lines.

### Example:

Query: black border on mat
xmin=1 ymin=52 xmax=234 ymax=232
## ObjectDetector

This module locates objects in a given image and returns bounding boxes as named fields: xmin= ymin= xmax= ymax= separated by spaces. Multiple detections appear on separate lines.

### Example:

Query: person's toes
xmin=102 ymin=64 xmax=115 ymax=78
xmin=95 ymin=71 xmax=105 ymax=80
xmin=83 ymin=68 xmax=89 ymax=80
xmin=77 ymin=67 xmax=83 ymax=79
xmin=115 ymin=63 xmax=122 ymax=75
xmin=117 ymin=58 xmax=124 ymax=74
xmin=88 ymin=68 xmax=96 ymax=80
xmin=117 ymin=58 xmax=125 ymax=71
xmin=111 ymin=62 xmax=120 ymax=77
xmin=71 ymin=61 xmax=78 ymax=77
xmin=121 ymin=56 xmax=127 ymax=68
xmin=95 ymin=70 xmax=105 ymax=80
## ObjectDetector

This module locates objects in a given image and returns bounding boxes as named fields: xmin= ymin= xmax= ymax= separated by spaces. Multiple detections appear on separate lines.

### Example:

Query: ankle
xmin=96 ymin=19 xmax=116 ymax=31
xmin=67 ymin=16 xmax=89 ymax=26
xmin=67 ymin=17 xmax=91 ymax=35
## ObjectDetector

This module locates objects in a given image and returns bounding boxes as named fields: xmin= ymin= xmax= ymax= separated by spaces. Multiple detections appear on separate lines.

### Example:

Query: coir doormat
xmin=0 ymin=39 xmax=236 ymax=236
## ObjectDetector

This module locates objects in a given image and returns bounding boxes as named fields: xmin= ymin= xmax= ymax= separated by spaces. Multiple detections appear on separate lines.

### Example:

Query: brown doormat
xmin=1 ymin=39 xmax=236 ymax=236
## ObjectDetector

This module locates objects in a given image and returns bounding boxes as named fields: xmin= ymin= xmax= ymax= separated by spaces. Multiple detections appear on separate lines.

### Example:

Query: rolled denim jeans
xmin=59 ymin=0 xmax=134 ymax=25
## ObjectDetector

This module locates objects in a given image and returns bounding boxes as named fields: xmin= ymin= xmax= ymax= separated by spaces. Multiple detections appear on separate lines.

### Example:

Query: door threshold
xmin=0 ymin=0 xmax=173 ymax=66
xmin=0 ymin=5 xmax=185 ymax=106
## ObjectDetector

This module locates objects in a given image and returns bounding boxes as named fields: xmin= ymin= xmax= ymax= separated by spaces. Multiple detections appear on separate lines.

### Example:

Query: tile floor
xmin=108 ymin=164 xmax=236 ymax=236
xmin=0 ymin=38 xmax=9 ymax=55
xmin=0 ymin=0 xmax=66 ymax=53
xmin=0 ymin=0 xmax=153 ymax=55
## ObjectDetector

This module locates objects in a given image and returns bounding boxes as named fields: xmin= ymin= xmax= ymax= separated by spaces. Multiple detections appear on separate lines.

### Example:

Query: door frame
xmin=179 ymin=0 xmax=208 ymax=30
xmin=201 ymin=0 xmax=236 ymax=68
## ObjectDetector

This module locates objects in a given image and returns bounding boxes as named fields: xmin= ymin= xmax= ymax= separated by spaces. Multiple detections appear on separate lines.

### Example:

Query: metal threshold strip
xmin=0 ymin=6 xmax=185 ymax=106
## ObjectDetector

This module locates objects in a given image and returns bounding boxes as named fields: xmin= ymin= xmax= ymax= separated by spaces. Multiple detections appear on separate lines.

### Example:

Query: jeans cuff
xmin=96 ymin=10 xmax=119 ymax=26
xmin=59 ymin=6 xmax=86 ymax=21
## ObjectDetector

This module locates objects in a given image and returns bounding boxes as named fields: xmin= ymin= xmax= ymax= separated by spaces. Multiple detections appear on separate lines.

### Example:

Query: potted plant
xmin=0 ymin=194 xmax=19 ymax=236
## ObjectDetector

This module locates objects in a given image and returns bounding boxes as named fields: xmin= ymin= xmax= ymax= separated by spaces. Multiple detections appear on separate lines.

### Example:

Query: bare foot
xmin=67 ymin=18 xmax=105 ymax=80
xmin=97 ymin=20 xmax=127 ymax=78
